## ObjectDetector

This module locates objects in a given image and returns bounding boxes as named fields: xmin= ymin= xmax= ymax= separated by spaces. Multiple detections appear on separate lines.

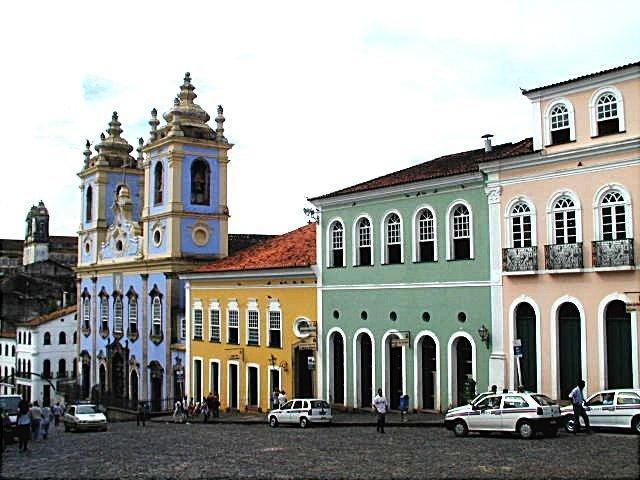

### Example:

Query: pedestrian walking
xmin=399 ymin=394 xmax=409 ymax=423
xmin=40 ymin=405 xmax=52 ymax=440
xmin=173 ymin=399 xmax=183 ymax=423
xmin=17 ymin=398 xmax=31 ymax=453
xmin=372 ymin=388 xmax=388 ymax=434
xmin=569 ymin=379 xmax=592 ymax=434
xmin=52 ymin=402 xmax=62 ymax=427
xmin=136 ymin=402 xmax=146 ymax=427
xmin=202 ymin=401 xmax=210 ymax=423
xmin=278 ymin=390 xmax=288 ymax=408
xmin=29 ymin=401 xmax=42 ymax=441
xmin=212 ymin=394 xmax=220 ymax=418
xmin=271 ymin=388 xmax=280 ymax=410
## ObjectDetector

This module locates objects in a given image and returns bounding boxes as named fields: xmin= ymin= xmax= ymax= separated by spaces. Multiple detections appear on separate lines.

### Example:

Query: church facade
xmin=76 ymin=73 xmax=235 ymax=410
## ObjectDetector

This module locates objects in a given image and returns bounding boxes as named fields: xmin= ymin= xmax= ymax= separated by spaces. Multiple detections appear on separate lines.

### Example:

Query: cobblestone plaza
xmin=2 ymin=422 xmax=638 ymax=479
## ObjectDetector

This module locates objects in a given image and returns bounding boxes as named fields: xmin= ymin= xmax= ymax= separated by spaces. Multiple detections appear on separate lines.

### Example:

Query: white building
xmin=0 ymin=331 xmax=16 ymax=394
xmin=15 ymin=305 xmax=78 ymax=405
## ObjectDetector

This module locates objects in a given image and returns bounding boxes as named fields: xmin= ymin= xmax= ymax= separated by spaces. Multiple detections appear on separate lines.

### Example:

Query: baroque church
xmin=77 ymin=73 xmax=269 ymax=409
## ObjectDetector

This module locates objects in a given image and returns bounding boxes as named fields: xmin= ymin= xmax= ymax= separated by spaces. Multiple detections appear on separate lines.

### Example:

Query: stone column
xmin=485 ymin=185 xmax=506 ymax=389
xmin=141 ymin=273 xmax=149 ymax=400
xmin=91 ymin=276 xmax=98 ymax=387
xmin=165 ymin=273 xmax=174 ymax=400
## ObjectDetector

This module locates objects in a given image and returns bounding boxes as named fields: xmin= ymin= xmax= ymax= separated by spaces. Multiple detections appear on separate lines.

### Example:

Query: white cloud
xmin=0 ymin=0 xmax=638 ymax=238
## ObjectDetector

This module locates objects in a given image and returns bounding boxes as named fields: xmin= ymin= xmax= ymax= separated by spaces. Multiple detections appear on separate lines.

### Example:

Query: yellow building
xmin=182 ymin=224 xmax=318 ymax=411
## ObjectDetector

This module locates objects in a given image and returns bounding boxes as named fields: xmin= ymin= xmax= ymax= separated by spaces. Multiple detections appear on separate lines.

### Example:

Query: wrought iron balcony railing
xmin=502 ymin=246 xmax=538 ymax=272
xmin=545 ymin=242 xmax=583 ymax=270
xmin=592 ymin=238 xmax=635 ymax=268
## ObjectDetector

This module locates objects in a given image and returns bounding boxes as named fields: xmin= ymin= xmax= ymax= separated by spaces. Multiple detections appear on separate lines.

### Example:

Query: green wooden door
xmin=559 ymin=303 xmax=582 ymax=400
xmin=515 ymin=303 xmax=537 ymax=392
xmin=606 ymin=300 xmax=633 ymax=389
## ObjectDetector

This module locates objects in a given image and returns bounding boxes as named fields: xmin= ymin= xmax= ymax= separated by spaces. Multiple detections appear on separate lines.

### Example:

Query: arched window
xmin=329 ymin=221 xmax=344 ymax=267
xmin=384 ymin=213 xmax=402 ymax=264
xmin=43 ymin=332 xmax=51 ymax=345
xmin=113 ymin=296 xmax=123 ymax=333
xmin=28 ymin=333 xmax=31 ymax=345
xmin=190 ymin=159 xmax=210 ymax=205
xmin=152 ymin=296 xmax=162 ymax=337
xmin=599 ymin=190 xmax=627 ymax=241
xmin=42 ymin=359 xmax=51 ymax=378
xmin=27 ymin=360 xmax=31 ymax=373
xmin=58 ymin=332 xmax=66 ymax=345
xmin=73 ymin=331 xmax=77 ymax=344
xmin=416 ymin=208 xmax=436 ymax=262
xmin=85 ymin=186 xmax=93 ymax=222
xmin=549 ymin=104 xmax=570 ymax=145
xmin=552 ymin=196 xmax=578 ymax=245
xmin=82 ymin=295 xmax=91 ymax=330
xmin=100 ymin=294 xmax=109 ymax=332
xmin=58 ymin=358 xmax=66 ymax=377
xmin=510 ymin=202 xmax=533 ymax=248
xmin=128 ymin=296 xmax=138 ymax=334
xmin=154 ymin=162 xmax=163 ymax=205
xmin=355 ymin=217 xmax=372 ymax=266
xmin=11 ymin=345 xmax=15 ymax=357
xmin=450 ymin=204 xmax=472 ymax=260
xmin=595 ymin=93 xmax=619 ymax=136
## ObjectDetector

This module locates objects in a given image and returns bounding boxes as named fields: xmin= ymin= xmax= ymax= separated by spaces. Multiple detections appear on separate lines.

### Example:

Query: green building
xmin=310 ymin=137 xmax=532 ymax=410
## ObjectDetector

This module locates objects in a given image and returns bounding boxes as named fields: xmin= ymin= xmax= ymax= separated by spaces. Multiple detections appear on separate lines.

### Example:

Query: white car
xmin=561 ymin=389 xmax=640 ymax=434
xmin=267 ymin=398 xmax=332 ymax=428
xmin=63 ymin=404 xmax=108 ymax=432
xmin=445 ymin=393 xmax=561 ymax=439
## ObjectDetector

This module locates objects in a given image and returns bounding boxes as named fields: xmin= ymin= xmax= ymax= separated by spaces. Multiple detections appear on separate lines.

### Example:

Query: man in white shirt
xmin=278 ymin=390 xmax=288 ymax=408
xmin=372 ymin=388 xmax=388 ymax=434
xmin=568 ymin=379 xmax=591 ymax=434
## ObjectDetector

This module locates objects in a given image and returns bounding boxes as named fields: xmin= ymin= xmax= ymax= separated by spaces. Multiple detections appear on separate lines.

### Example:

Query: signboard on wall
xmin=513 ymin=339 xmax=523 ymax=357
xmin=391 ymin=337 xmax=409 ymax=348
xmin=298 ymin=342 xmax=317 ymax=351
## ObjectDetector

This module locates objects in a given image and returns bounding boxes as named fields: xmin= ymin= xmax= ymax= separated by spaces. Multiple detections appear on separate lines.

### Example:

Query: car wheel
xmin=269 ymin=416 xmax=278 ymax=428
xmin=453 ymin=420 xmax=468 ymax=437
xmin=299 ymin=417 xmax=309 ymax=429
xmin=564 ymin=417 xmax=577 ymax=434
xmin=632 ymin=416 xmax=640 ymax=435
xmin=518 ymin=421 xmax=534 ymax=440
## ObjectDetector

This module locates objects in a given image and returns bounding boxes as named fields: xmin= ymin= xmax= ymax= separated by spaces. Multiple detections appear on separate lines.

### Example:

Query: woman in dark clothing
xmin=17 ymin=398 xmax=31 ymax=452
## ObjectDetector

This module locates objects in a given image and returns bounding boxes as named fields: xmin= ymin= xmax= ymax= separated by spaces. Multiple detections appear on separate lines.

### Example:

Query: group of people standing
xmin=14 ymin=400 xmax=64 ymax=452
xmin=172 ymin=393 xmax=221 ymax=423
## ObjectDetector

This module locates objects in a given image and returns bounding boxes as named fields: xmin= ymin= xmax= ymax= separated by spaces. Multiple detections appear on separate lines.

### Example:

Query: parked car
xmin=267 ymin=398 xmax=332 ymax=428
xmin=0 ymin=395 xmax=21 ymax=441
xmin=561 ymin=389 xmax=640 ymax=434
xmin=63 ymin=404 xmax=108 ymax=432
xmin=445 ymin=392 xmax=561 ymax=439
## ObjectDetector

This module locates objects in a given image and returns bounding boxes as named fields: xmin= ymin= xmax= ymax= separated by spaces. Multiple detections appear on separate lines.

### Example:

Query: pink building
xmin=480 ymin=61 xmax=639 ymax=399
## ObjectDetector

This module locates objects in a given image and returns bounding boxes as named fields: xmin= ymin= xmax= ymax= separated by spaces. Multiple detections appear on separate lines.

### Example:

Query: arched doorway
xmin=355 ymin=333 xmax=373 ymax=408
xmin=329 ymin=332 xmax=344 ymax=405
xmin=515 ymin=303 xmax=537 ymax=391
xmin=130 ymin=370 xmax=139 ymax=407
xmin=111 ymin=353 xmax=124 ymax=401
xmin=385 ymin=333 xmax=404 ymax=410
xmin=294 ymin=347 xmax=313 ymax=398
xmin=419 ymin=335 xmax=437 ymax=410
xmin=149 ymin=361 xmax=163 ymax=411
xmin=81 ymin=353 xmax=90 ymax=399
xmin=451 ymin=336 xmax=473 ymax=407
xmin=605 ymin=300 xmax=632 ymax=388
xmin=558 ymin=302 xmax=582 ymax=399
xmin=99 ymin=364 xmax=106 ymax=394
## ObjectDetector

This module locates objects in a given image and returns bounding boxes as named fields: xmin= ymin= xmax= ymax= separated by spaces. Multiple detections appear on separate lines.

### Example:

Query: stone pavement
xmin=151 ymin=409 xmax=444 ymax=426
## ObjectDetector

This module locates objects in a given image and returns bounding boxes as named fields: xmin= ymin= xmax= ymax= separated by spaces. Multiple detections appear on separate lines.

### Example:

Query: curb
xmin=150 ymin=418 xmax=445 ymax=428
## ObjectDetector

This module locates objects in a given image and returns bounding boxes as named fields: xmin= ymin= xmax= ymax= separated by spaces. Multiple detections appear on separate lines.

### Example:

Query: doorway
xmin=330 ymin=333 xmax=344 ymax=404
xmin=193 ymin=359 xmax=202 ymax=401
xmin=294 ymin=347 xmax=313 ymax=398
xmin=228 ymin=363 xmax=238 ymax=409
xmin=211 ymin=362 xmax=219 ymax=395
xmin=149 ymin=362 xmax=163 ymax=411
xmin=420 ymin=336 xmax=437 ymax=409
xmin=605 ymin=300 xmax=632 ymax=388
xmin=453 ymin=336 xmax=473 ymax=406
xmin=247 ymin=366 xmax=258 ymax=407
xmin=111 ymin=353 xmax=124 ymax=400
xmin=515 ymin=303 xmax=538 ymax=391
xmin=130 ymin=370 xmax=139 ymax=406
xmin=558 ymin=303 xmax=582 ymax=399
xmin=388 ymin=336 xmax=403 ymax=410
xmin=357 ymin=333 xmax=372 ymax=408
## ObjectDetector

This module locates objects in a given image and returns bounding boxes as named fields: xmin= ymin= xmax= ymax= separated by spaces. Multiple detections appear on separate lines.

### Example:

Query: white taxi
xmin=267 ymin=398 xmax=332 ymax=428
xmin=63 ymin=404 xmax=108 ymax=432
xmin=561 ymin=389 xmax=640 ymax=434
xmin=445 ymin=393 xmax=561 ymax=439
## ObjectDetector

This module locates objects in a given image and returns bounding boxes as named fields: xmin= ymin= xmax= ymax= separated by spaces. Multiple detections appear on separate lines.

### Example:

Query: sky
xmin=0 ymin=0 xmax=638 ymax=239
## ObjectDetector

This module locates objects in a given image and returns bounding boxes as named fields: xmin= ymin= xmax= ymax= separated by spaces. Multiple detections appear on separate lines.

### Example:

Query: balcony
xmin=545 ymin=243 xmax=583 ymax=270
xmin=592 ymin=239 xmax=635 ymax=268
xmin=503 ymin=246 xmax=537 ymax=272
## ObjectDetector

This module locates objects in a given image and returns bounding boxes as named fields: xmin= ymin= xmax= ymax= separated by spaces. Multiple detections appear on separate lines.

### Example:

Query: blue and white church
xmin=76 ymin=73 xmax=239 ymax=410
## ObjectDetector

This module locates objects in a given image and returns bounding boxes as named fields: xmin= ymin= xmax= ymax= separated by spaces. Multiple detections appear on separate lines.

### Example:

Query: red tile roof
xmin=22 ymin=305 xmax=77 ymax=328
xmin=522 ymin=61 xmax=640 ymax=95
xmin=195 ymin=223 xmax=316 ymax=273
xmin=310 ymin=138 xmax=533 ymax=201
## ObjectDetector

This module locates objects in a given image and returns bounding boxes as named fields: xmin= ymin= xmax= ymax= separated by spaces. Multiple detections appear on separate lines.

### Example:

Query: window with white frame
xmin=599 ymin=190 xmax=627 ymax=241
xmin=268 ymin=308 xmax=282 ymax=348
xmin=209 ymin=308 xmax=221 ymax=342
xmin=151 ymin=296 xmax=162 ymax=337
xmin=330 ymin=221 xmax=344 ymax=267
xmin=128 ymin=296 xmax=138 ymax=334
xmin=113 ymin=296 xmax=123 ymax=333
xmin=356 ymin=217 xmax=372 ymax=266
xmin=552 ymin=196 xmax=578 ymax=244
xmin=100 ymin=294 xmax=109 ymax=331
xmin=549 ymin=103 xmax=571 ymax=145
xmin=193 ymin=308 xmax=203 ymax=340
xmin=510 ymin=202 xmax=533 ymax=248
xmin=417 ymin=208 xmax=436 ymax=262
xmin=228 ymin=309 xmax=239 ymax=344
xmin=595 ymin=93 xmax=619 ymax=136
xmin=451 ymin=204 xmax=471 ymax=259
xmin=82 ymin=296 xmax=90 ymax=330
xmin=384 ymin=213 xmax=402 ymax=264
xmin=247 ymin=309 xmax=259 ymax=346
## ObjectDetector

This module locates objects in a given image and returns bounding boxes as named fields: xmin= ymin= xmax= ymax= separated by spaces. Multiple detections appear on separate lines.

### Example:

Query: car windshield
xmin=531 ymin=395 xmax=556 ymax=406
xmin=76 ymin=405 xmax=98 ymax=415
xmin=310 ymin=400 xmax=329 ymax=409
xmin=0 ymin=397 xmax=21 ymax=412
